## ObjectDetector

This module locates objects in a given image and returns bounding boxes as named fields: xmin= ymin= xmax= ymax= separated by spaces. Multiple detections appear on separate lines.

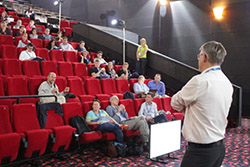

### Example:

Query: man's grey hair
xmin=138 ymin=75 xmax=145 ymax=80
xmin=48 ymin=72 xmax=56 ymax=77
xmin=110 ymin=95 xmax=119 ymax=102
xmin=200 ymin=41 xmax=227 ymax=65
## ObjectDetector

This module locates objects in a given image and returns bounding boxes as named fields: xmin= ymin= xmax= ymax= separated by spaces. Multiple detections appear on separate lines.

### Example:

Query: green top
xmin=137 ymin=44 xmax=148 ymax=59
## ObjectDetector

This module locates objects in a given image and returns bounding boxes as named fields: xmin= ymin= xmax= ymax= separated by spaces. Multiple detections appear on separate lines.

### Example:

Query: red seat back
xmin=6 ymin=77 xmax=29 ymax=96
xmin=116 ymin=79 xmax=130 ymax=93
xmin=145 ymin=79 xmax=153 ymax=85
xmin=58 ymin=62 xmax=74 ymax=77
xmin=29 ymin=76 xmax=46 ymax=95
xmin=2 ymin=59 xmax=22 ymax=76
xmin=119 ymin=99 xmax=136 ymax=118
xmin=68 ymin=77 xmax=86 ymax=96
xmin=1 ymin=45 xmax=17 ymax=59
xmin=72 ymin=62 xmax=87 ymax=76
xmin=41 ymin=61 xmax=58 ymax=76
xmin=44 ymin=109 xmax=64 ymax=128
xmin=35 ymin=48 xmax=49 ymax=60
xmin=101 ymin=78 xmax=117 ymax=94
xmin=50 ymin=50 xmax=64 ymax=62
xmin=43 ymin=40 xmax=50 ymax=48
xmin=30 ymin=38 xmax=43 ymax=48
xmin=64 ymin=51 xmax=78 ymax=62
xmin=85 ymin=78 xmax=102 ymax=95
xmin=114 ymin=65 xmax=122 ymax=73
xmin=60 ymin=20 xmax=69 ymax=28
xmin=82 ymin=101 xmax=93 ymax=117
xmin=152 ymin=97 xmax=163 ymax=110
xmin=22 ymin=60 xmax=41 ymax=76
xmin=0 ymin=105 xmax=12 ymax=134
xmin=161 ymin=97 xmax=177 ymax=113
xmin=69 ymin=42 xmax=79 ymax=49
xmin=134 ymin=98 xmax=145 ymax=114
xmin=17 ymin=47 xmax=26 ymax=56
xmin=0 ymin=35 xmax=13 ymax=45
xmin=129 ymin=79 xmax=139 ymax=92
xmin=55 ymin=76 xmax=67 ymax=92
xmin=62 ymin=102 xmax=83 ymax=125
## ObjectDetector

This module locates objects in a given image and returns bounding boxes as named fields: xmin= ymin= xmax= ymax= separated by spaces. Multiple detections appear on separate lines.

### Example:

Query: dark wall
xmin=31 ymin=0 xmax=250 ymax=116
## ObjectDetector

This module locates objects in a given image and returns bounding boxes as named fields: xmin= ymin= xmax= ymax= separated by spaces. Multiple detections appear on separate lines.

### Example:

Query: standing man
xmin=136 ymin=38 xmax=148 ymax=75
xmin=171 ymin=41 xmax=233 ymax=167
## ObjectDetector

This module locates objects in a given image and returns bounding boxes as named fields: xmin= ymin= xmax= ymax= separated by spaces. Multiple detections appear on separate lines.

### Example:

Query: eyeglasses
xmin=197 ymin=53 xmax=205 ymax=60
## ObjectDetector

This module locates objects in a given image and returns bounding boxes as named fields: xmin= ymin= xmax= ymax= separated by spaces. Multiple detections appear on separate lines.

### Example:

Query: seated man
xmin=19 ymin=43 xmax=45 ymax=61
xmin=42 ymin=28 xmax=51 ymax=41
xmin=59 ymin=36 xmax=76 ymax=51
xmin=90 ymin=59 xmax=110 ymax=79
xmin=118 ymin=62 xmax=139 ymax=79
xmin=93 ymin=51 xmax=107 ymax=65
xmin=0 ymin=21 xmax=12 ymax=35
xmin=106 ymin=95 xmax=149 ymax=148
xmin=17 ymin=32 xmax=31 ymax=48
xmin=38 ymin=72 xmax=70 ymax=104
xmin=148 ymin=74 xmax=168 ymax=97
xmin=86 ymin=99 xmax=124 ymax=144
xmin=138 ymin=93 xmax=168 ymax=125
xmin=133 ymin=75 xmax=149 ymax=98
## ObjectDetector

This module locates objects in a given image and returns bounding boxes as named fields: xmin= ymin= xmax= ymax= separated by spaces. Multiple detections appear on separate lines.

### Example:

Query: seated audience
xmin=38 ymin=72 xmax=70 ymax=104
xmin=106 ymin=96 xmax=149 ymax=148
xmin=19 ymin=43 xmax=45 ymax=61
xmin=148 ymin=74 xmax=168 ymax=97
xmin=80 ymin=50 xmax=91 ymax=65
xmin=106 ymin=62 xmax=118 ymax=79
xmin=17 ymin=33 xmax=31 ymax=48
xmin=13 ymin=19 xmax=22 ymax=29
xmin=0 ymin=11 xmax=8 ymax=21
xmin=133 ymin=75 xmax=149 ymax=98
xmin=55 ymin=31 xmax=63 ymax=41
xmin=76 ymin=40 xmax=87 ymax=52
xmin=93 ymin=51 xmax=107 ymax=65
xmin=118 ymin=62 xmax=139 ymax=79
xmin=90 ymin=60 xmax=110 ymax=79
xmin=0 ymin=21 xmax=12 ymax=35
xmin=6 ymin=23 xmax=12 ymax=35
xmin=47 ymin=38 xmax=60 ymax=50
xmin=15 ymin=25 xmax=26 ymax=37
xmin=86 ymin=99 xmax=124 ymax=144
xmin=42 ymin=28 xmax=51 ymax=40
xmin=26 ymin=20 xmax=35 ymax=32
xmin=29 ymin=28 xmax=38 ymax=39
xmin=138 ymin=93 xmax=168 ymax=125
xmin=60 ymin=36 xmax=75 ymax=51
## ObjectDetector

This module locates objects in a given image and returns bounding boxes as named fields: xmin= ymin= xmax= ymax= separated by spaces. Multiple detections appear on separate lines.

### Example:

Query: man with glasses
xmin=171 ymin=41 xmax=233 ymax=167
xmin=19 ymin=43 xmax=45 ymax=61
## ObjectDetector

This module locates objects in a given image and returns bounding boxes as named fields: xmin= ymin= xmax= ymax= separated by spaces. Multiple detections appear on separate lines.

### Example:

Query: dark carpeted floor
xmin=20 ymin=118 xmax=249 ymax=167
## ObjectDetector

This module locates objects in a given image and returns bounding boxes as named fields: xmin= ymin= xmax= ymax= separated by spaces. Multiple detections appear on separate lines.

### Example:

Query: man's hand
xmin=96 ymin=121 xmax=101 ymax=124
xmin=117 ymin=104 xmax=125 ymax=113
xmin=64 ymin=87 xmax=70 ymax=93
xmin=101 ymin=68 xmax=105 ymax=72
xmin=148 ymin=119 xmax=154 ymax=123
xmin=51 ymin=88 xmax=57 ymax=94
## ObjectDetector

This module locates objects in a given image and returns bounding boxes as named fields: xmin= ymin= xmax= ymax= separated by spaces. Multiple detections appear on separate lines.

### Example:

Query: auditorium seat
xmin=43 ymin=40 xmax=50 ymax=48
xmin=62 ymin=27 xmax=73 ymax=37
xmin=62 ymin=102 xmax=102 ymax=144
xmin=60 ymin=20 xmax=69 ymax=28
xmin=20 ymin=17 xmax=30 ymax=25
xmin=41 ymin=61 xmax=58 ymax=76
xmin=12 ymin=104 xmax=50 ymax=158
xmin=152 ymin=97 xmax=163 ymax=110
xmin=55 ymin=76 xmax=67 ymax=93
xmin=87 ymin=64 xmax=95 ymax=75
xmin=0 ymin=78 xmax=15 ymax=108
xmin=28 ymin=76 xmax=46 ymax=95
xmin=69 ymin=42 xmax=79 ymax=49
xmin=161 ymin=97 xmax=184 ymax=121
xmin=84 ymin=78 xmax=111 ymax=101
xmin=17 ymin=47 xmax=26 ymax=56
xmin=0 ymin=35 xmax=13 ymax=45
xmin=0 ymin=45 xmax=17 ymax=59
xmin=7 ymin=11 xmax=19 ymax=20
xmin=134 ymin=98 xmax=145 ymax=114
xmin=35 ymin=25 xmax=45 ymax=34
xmin=89 ymin=52 xmax=97 ymax=62
xmin=101 ymin=79 xmax=123 ymax=99
xmin=43 ymin=107 xmax=76 ymax=152
xmin=100 ymin=100 xmax=110 ymax=110
xmin=14 ymin=37 xmax=21 ymax=46
xmin=0 ymin=105 xmax=21 ymax=164
xmin=129 ymin=78 xmax=139 ymax=92
xmin=50 ymin=50 xmax=64 ymax=62
xmin=67 ymin=77 xmax=95 ymax=102
xmin=6 ymin=77 xmax=39 ymax=104
xmin=72 ymin=62 xmax=88 ymax=78
xmin=2 ymin=59 xmax=22 ymax=76
xmin=22 ymin=61 xmax=41 ymax=76
xmin=64 ymin=51 xmax=78 ymax=62
xmin=30 ymin=38 xmax=43 ymax=48
xmin=144 ymin=79 xmax=153 ymax=85
xmin=35 ymin=48 xmax=50 ymax=61
xmin=116 ymin=79 xmax=130 ymax=93
xmin=114 ymin=65 xmax=123 ymax=73
xmin=69 ymin=21 xmax=78 ymax=28
xmin=58 ymin=62 xmax=74 ymax=77
xmin=12 ymin=28 xmax=19 ymax=37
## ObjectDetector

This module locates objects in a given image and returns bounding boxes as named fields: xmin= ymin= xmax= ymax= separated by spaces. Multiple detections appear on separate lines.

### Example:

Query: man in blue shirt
xmin=147 ymin=74 xmax=168 ymax=97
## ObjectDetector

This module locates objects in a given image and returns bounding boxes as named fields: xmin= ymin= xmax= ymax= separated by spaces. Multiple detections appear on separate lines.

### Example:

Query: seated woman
xmin=47 ymin=38 xmax=60 ymax=50
xmin=133 ymin=75 xmax=149 ymax=98
xmin=25 ymin=20 xmax=35 ymax=32
xmin=19 ymin=43 xmax=45 ymax=61
xmin=15 ymin=25 xmax=26 ymax=37
xmin=106 ymin=62 xmax=118 ymax=79
xmin=29 ymin=28 xmax=38 ymax=39
xmin=86 ymin=99 xmax=124 ymax=144
xmin=80 ymin=50 xmax=91 ymax=65
xmin=17 ymin=33 xmax=31 ymax=48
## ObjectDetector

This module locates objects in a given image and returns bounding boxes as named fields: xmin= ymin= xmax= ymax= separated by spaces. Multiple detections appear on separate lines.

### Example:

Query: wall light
xmin=159 ymin=0 xmax=167 ymax=6
xmin=213 ymin=7 xmax=224 ymax=19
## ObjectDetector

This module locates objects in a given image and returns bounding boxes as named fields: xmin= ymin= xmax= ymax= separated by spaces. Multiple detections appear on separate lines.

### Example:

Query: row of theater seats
xmin=0 ymin=95 xmax=182 ymax=165
xmin=0 ymin=59 xmax=122 ymax=78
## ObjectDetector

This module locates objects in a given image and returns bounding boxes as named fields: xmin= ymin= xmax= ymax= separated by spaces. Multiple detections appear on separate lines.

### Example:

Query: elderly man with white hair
xmin=38 ymin=72 xmax=70 ymax=104
xmin=106 ymin=95 xmax=149 ymax=149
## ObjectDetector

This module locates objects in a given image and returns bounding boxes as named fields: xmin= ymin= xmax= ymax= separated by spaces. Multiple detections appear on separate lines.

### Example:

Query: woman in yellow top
xmin=136 ymin=38 xmax=148 ymax=75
